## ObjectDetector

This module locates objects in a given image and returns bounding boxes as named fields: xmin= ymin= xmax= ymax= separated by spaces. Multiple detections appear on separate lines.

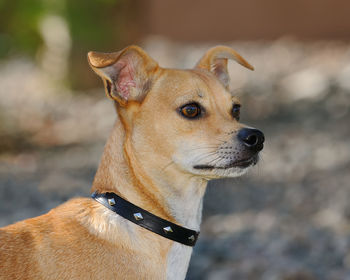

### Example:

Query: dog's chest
xmin=166 ymin=242 xmax=193 ymax=280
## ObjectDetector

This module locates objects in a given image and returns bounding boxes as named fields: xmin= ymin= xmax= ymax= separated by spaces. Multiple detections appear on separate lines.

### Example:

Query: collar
xmin=91 ymin=192 xmax=199 ymax=247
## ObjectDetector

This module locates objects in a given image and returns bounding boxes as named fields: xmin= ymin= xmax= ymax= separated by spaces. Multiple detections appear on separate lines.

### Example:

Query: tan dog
xmin=0 ymin=45 xmax=264 ymax=280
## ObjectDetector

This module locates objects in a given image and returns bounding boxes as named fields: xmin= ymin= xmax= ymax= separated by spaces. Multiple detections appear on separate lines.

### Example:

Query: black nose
xmin=237 ymin=128 xmax=265 ymax=152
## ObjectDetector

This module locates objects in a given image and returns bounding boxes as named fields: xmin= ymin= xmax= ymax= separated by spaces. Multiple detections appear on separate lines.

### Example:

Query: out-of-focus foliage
xmin=0 ymin=0 xmax=45 ymax=57
xmin=0 ymin=0 xmax=134 ymax=89
xmin=66 ymin=0 xmax=124 ymax=50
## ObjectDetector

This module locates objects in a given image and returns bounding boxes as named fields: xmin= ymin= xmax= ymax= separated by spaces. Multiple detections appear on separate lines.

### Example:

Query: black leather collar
xmin=91 ymin=192 xmax=199 ymax=247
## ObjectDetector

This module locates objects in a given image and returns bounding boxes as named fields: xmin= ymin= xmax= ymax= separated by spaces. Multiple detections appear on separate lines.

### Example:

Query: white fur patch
xmin=166 ymin=243 xmax=193 ymax=280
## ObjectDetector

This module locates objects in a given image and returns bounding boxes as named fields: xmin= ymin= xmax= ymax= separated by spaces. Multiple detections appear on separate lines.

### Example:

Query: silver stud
xmin=133 ymin=212 xmax=143 ymax=221
xmin=108 ymin=198 xmax=116 ymax=206
xmin=188 ymin=235 xmax=195 ymax=242
xmin=163 ymin=226 xmax=173 ymax=234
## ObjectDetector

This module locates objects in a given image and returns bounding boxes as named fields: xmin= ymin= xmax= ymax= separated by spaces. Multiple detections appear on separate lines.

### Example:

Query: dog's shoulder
xmin=0 ymin=197 xmax=98 ymax=275
xmin=0 ymin=197 xmax=95 ymax=248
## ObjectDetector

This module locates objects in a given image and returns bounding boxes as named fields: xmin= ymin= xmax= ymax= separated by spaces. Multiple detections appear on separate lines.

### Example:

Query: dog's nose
xmin=237 ymin=128 xmax=265 ymax=152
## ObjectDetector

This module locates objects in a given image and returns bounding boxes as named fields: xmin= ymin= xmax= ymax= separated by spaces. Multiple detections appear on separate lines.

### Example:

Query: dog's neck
xmin=91 ymin=111 xmax=207 ymax=231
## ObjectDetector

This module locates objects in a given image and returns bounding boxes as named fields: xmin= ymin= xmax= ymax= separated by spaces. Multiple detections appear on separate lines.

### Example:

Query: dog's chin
xmin=192 ymin=155 xmax=258 ymax=179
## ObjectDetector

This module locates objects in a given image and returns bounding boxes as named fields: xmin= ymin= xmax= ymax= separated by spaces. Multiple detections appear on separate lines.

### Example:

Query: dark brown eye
xmin=232 ymin=104 xmax=241 ymax=120
xmin=180 ymin=103 xmax=201 ymax=119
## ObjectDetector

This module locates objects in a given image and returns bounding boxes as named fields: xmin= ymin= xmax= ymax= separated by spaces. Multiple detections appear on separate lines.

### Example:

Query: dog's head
xmin=88 ymin=45 xmax=264 ymax=180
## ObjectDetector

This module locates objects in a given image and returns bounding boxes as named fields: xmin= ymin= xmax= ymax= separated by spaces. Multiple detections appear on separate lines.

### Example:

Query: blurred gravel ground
xmin=1 ymin=38 xmax=350 ymax=280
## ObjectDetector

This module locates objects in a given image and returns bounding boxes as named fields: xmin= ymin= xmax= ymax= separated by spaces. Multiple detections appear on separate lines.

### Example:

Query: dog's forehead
xmin=152 ymin=68 xmax=234 ymax=104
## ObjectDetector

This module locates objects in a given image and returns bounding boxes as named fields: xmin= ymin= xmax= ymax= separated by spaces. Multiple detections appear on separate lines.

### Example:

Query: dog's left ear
xmin=87 ymin=45 xmax=158 ymax=106
xmin=195 ymin=46 xmax=254 ymax=89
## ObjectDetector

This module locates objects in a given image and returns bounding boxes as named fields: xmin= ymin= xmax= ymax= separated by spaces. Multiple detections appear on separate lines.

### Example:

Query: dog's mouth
xmin=193 ymin=155 xmax=259 ymax=170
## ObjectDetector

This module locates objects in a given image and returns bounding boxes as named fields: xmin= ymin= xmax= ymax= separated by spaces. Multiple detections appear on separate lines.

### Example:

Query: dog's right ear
xmin=87 ymin=46 xmax=158 ymax=106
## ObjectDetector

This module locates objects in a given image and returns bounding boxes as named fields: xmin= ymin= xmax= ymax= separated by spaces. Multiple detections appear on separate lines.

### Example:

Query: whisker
xmin=190 ymin=146 xmax=220 ymax=151
xmin=202 ymin=155 xmax=223 ymax=166
xmin=213 ymin=137 xmax=227 ymax=145
xmin=191 ymin=151 xmax=218 ymax=164
xmin=160 ymin=160 xmax=175 ymax=172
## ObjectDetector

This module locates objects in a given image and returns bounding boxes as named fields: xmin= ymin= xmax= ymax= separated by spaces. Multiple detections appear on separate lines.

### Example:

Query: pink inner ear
xmin=115 ymin=60 xmax=136 ymax=100
xmin=211 ymin=58 xmax=229 ymax=88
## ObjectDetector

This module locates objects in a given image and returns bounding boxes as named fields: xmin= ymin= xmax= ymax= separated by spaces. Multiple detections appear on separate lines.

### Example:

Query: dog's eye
xmin=180 ymin=103 xmax=201 ymax=119
xmin=232 ymin=104 xmax=241 ymax=120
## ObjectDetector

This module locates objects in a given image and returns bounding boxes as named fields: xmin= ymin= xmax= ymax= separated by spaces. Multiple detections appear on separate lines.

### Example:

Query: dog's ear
xmin=87 ymin=45 xmax=158 ymax=106
xmin=195 ymin=46 xmax=254 ymax=89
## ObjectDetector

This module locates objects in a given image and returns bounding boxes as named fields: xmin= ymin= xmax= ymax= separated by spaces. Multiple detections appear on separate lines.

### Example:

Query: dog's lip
xmin=193 ymin=155 xmax=258 ymax=170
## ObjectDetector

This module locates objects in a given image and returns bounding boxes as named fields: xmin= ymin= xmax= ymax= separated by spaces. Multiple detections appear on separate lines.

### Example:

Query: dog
xmin=0 ymin=45 xmax=264 ymax=280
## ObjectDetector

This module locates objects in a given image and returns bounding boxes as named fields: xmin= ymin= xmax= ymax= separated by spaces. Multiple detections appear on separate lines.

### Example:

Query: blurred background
xmin=1 ymin=0 xmax=350 ymax=279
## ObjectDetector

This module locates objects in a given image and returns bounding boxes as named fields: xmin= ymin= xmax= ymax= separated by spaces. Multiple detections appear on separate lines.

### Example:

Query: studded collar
xmin=91 ymin=192 xmax=199 ymax=247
